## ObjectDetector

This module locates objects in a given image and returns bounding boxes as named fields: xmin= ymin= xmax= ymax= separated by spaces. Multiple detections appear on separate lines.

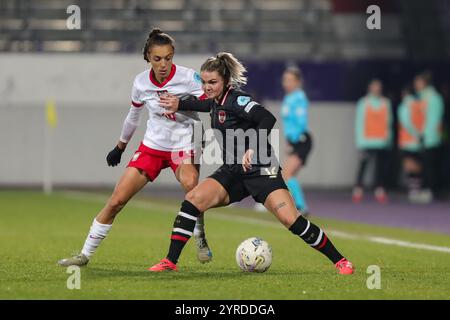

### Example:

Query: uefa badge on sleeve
xmin=237 ymin=96 xmax=251 ymax=106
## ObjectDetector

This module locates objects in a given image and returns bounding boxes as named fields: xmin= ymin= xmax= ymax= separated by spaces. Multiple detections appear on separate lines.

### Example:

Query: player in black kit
xmin=148 ymin=52 xmax=354 ymax=274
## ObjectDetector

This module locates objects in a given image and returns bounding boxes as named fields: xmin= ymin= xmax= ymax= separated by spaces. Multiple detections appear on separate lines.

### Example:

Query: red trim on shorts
xmin=317 ymin=234 xmax=328 ymax=249
xmin=171 ymin=235 xmax=189 ymax=242
xmin=127 ymin=142 xmax=195 ymax=181
xmin=149 ymin=64 xmax=177 ymax=88
xmin=139 ymin=143 xmax=194 ymax=158
xmin=139 ymin=143 xmax=173 ymax=156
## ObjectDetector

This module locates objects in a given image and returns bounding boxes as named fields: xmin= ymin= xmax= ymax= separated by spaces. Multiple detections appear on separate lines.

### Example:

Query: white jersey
xmin=125 ymin=64 xmax=205 ymax=151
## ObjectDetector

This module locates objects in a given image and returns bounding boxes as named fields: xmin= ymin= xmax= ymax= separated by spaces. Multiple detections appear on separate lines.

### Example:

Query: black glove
xmin=106 ymin=145 xmax=124 ymax=167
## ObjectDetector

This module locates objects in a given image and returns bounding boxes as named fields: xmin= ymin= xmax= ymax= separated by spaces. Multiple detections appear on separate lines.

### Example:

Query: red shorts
xmin=127 ymin=143 xmax=194 ymax=181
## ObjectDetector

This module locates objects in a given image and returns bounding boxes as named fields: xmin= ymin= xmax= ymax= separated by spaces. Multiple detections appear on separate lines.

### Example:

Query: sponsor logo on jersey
xmin=156 ymin=90 xmax=169 ymax=97
xmin=237 ymin=96 xmax=251 ymax=106
xmin=218 ymin=110 xmax=226 ymax=123
xmin=193 ymin=72 xmax=202 ymax=84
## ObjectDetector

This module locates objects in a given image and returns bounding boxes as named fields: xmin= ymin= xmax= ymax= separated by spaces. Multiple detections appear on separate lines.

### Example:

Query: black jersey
xmin=179 ymin=87 xmax=279 ymax=176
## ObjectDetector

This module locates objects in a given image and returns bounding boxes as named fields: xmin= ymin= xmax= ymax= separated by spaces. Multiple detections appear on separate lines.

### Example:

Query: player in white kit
xmin=58 ymin=28 xmax=212 ymax=267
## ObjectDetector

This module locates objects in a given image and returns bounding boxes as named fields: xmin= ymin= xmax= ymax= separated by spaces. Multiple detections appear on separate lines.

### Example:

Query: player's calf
xmin=57 ymin=218 xmax=112 ymax=267
xmin=289 ymin=215 xmax=354 ymax=274
xmin=148 ymin=200 xmax=202 ymax=272
xmin=167 ymin=200 xmax=201 ymax=264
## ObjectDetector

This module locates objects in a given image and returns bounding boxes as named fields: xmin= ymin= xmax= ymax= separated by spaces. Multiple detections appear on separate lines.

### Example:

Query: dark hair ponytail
xmin=142 ymin=28 xmax=175 ymax=62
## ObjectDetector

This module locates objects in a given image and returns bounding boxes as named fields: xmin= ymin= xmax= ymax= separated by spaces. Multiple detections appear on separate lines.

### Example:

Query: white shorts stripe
xmin=299 ymin=220 xmax=310 ymax=237
xmin=173 ymin=228 xmax=193 ymax=236
xmin=311 ymin=229 xmax=324 ymax=247
xmin=178 ymin=211 xmax=198 ymax=221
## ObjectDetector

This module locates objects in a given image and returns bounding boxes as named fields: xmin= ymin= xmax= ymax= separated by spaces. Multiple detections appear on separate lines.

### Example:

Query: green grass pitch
xmin=1 ymin=190 xmax=450 ymax=299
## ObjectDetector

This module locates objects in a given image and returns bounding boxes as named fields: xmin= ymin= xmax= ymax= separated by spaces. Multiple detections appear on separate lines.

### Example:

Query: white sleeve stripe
xmin=244 ymin=101 xmax=259 ymax=113
xmin=173 ymin=228 xmax=193 ymax=236
xmin=178 ymin=211 xmax=198 ymax=221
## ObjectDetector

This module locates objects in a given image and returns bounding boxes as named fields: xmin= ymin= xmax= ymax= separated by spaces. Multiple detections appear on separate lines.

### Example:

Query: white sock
xmin=81 ymin=218 xmax=112 ymax=259
xmin=194 ymin=213 xmax=205 ymax=237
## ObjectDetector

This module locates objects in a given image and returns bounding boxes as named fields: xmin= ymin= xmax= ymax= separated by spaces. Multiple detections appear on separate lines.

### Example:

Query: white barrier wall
xmin=0 ymin=54 xmax=358 ymax=188
xmin=0 ymin=53 xmax=210 ymax=105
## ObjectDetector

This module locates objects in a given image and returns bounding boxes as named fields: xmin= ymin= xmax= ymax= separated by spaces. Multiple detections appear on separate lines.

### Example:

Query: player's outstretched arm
xmin=249 ymin=106 xmax=277 ymax=133
xmin=160 ymin=94 xmax=213 ymax=113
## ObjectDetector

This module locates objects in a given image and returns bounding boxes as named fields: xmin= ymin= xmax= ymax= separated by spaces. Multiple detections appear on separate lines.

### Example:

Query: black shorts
xmin=288 ymin=132 xmax=312 ymax=165
xmin=208 ymin=165 xmax=288 ymax=204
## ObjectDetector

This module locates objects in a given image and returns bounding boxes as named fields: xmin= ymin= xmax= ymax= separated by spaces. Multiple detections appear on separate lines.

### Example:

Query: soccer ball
xmin=235 ymin=237 xmax=272 ymax=273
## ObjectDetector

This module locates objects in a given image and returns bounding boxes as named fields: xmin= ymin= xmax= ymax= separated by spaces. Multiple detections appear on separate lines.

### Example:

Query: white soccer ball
xmin=235 ymin=237 xmax=272 ymax=273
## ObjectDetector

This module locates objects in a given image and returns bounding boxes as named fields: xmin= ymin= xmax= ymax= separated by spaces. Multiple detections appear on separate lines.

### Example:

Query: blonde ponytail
xmin=201 ymin=52 xmax=247 ymax=88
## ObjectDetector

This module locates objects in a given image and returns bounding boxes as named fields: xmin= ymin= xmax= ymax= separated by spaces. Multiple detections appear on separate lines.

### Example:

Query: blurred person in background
xmin=398 ymin=85 xmax=422 ymax=202
xmin=437 ymin=82 xmax=450 ymax=191
xmin=256 ymin=67 xmax=313 ymax=215
xmin=398 ymin=72 xmax=444 ymax=203
xmin=352 ymin=79 xmax=392 ymax=203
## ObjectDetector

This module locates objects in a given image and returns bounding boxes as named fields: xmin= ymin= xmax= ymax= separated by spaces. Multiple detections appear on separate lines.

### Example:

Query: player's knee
xmin=181 ymin=175 xmax=198 ymax=192
xmin=185 ymin=189 xmax=208 ymax=212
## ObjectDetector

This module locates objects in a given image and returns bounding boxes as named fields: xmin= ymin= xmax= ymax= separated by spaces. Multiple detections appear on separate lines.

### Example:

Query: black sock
xmin=289 ymin=216 xmax=344 ymax=264
xmin=166 ymin=200 xmax=201 ymax=264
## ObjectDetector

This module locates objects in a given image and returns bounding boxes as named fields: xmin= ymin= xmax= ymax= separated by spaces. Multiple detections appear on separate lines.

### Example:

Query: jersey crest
xmin=156 ymin=90 xmax=169 ymax=97
xmin=218 ymin=110 xmax=226 ymax=123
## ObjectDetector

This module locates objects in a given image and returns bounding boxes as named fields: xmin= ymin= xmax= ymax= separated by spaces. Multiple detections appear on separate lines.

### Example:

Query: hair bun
xmin=149 ymin=28 xmax=163 ymax=38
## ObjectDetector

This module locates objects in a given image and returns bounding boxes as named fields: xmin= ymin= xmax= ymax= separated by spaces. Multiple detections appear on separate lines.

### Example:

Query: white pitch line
xmin=61 ymin=191 xmax=450 ymax=254
xmin=368 ymin=237 xmax=450 ymax=253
